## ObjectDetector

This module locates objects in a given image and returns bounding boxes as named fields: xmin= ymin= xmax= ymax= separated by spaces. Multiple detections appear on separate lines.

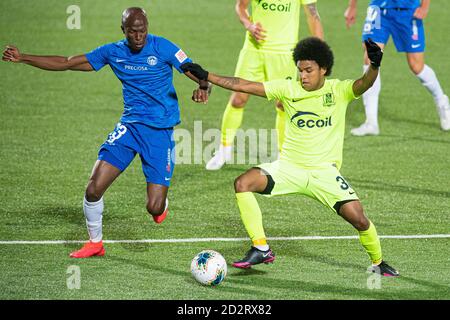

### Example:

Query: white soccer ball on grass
xmin=191 ymin=250 xmax=227 ymax=286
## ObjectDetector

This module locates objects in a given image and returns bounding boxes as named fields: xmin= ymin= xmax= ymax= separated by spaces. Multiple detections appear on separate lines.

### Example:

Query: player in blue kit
xmin=345 ymin=0 xmax=450 ymax=135
xmin=2 ymin=7 xmax=209 ymax=258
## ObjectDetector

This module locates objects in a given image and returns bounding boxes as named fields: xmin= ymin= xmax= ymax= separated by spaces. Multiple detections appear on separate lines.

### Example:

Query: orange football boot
xmin=152 ymin=199 xmax=168 ymax=224
xmin=152 ymin=206 xmax=168 ymax=224
xmin=70 ymin=240 xmax=105 ymax=258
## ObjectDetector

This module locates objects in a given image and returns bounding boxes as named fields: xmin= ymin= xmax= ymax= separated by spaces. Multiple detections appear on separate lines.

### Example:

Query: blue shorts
xmin=98 ymin=122 xmax=175 ymax=186
xmin=362 ymin=6 xmax=425 ymax=53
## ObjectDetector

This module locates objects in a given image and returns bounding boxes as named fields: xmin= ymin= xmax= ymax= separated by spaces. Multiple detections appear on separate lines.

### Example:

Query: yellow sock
xmin=252 ymin=238 xmax=267 ymax=247
xmin=275 ymin=107 xmax=285 ymax=152
xmin=358 ymin=221 xmax=382 ymax=265
xmin=235 ymin=192 xmax=266 ymax=242
xmin=221 ymin=103 xmax=244 ymax=146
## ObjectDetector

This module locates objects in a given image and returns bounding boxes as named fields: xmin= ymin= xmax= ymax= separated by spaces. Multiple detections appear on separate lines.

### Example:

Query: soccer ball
xmin=191 ymin=250 xmax=227 ymax=286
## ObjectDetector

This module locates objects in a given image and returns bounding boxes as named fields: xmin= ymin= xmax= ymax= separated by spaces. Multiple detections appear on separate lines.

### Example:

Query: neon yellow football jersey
xmin=243 ymin=0 xmax=317 ymax=53
xmin=264 ymin=79 xmax=358 ymax=169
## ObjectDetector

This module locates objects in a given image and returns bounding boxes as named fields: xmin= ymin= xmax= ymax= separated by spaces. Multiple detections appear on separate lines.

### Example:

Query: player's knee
xmin=353 ymin=216 xmax=370 ymax=231
xmin=146 ymin=199 xmax=165 ymax=216
xmin=85 ymin=182 xmax=103 ymax=202
xmin=230 ymin=95 xmax=248 ymax=108
xmin=276 ymin=101 xmax=284 ymax=112
xmin=407 ymin=57 xmax=424 ymax=75
xmin=409 ymin=62 xmax=424 ymax=75
xmin=234 ymin=176 xmax=251 ymax=193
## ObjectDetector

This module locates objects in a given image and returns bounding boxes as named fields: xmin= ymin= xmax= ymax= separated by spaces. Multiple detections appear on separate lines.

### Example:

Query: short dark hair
xmin=293 ymin=37 xmax=334 ymax=76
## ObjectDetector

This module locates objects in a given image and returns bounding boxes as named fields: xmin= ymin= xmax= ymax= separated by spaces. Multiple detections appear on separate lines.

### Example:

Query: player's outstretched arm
xmin=352 ymin=39 xmax=382 ymax=96
xmin=208 ymin=73 xmax=266 ymax=97
xmin=303 ymin=3 xmax=324 ymax=39
xmin=181 ymin=62 xmax=266 ymax=98
xmin=2 ymin=45 xmax=93 ymax=71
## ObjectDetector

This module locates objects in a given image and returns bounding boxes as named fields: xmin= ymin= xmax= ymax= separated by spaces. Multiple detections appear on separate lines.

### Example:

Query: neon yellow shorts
xmin=234 ymin=48 xmax=298 ymax=82
xmin=257 ymin=160 xmax=359 ymax=213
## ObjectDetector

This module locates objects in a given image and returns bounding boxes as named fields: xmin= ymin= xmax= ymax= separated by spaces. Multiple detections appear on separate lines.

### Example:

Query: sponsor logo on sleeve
xmin=175 ymin=49 xmax=188 ymax=63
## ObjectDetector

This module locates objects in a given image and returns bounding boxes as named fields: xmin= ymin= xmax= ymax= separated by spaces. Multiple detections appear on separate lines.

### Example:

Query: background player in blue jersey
xmin=2 ymin=7 xmax=209 ymax=258
xmin=345 ymin=0 xmax=450 ymax=135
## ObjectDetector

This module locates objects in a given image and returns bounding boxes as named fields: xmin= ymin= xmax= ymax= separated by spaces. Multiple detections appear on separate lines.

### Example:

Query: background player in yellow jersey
xmin=206 ymin=0 xmax=324 ymax=170
xmin=181 ymin=37 xmax=399 ymax=276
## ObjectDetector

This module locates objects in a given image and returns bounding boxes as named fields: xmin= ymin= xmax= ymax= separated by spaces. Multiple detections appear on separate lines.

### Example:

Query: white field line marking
xmin=0 ymin=234 xmax=449 ymax=245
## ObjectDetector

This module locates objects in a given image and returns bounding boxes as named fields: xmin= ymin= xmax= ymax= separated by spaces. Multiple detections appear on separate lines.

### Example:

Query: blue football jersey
xmin=86 ymin=34 xmax=192 ymax=128
xmin=369 ymin=0 xmax=420 ymax=9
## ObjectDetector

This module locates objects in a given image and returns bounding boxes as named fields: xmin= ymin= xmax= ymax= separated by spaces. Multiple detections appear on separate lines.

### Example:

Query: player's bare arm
xmin=344 ymin=0 xmax=358 ymax=29
xmin=414 ymin=0 xmax=430 ymax=20
xmin=353 ymin=39 xmax=381 ymax=96
xmin=181 ymin=62 xmax=266 ymax=98
xmin=2 ymin=45 xmax=93 ymax=71
xmin=236 ymin=0 xmax=266 ymax=42
xmin=209 ymin=74 xmax=266 ymax=97
xmin=353 ymin=64 xmax=379 ymax=97
xmin=303 ymin=3 xmax=324 ymax=39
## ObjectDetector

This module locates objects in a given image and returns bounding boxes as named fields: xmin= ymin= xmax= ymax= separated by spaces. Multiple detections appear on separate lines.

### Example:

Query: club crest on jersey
xmin=147 ymin=56 xmax=158 ymax=66
xmin=323 ymin=92 xmax=335 ymax=107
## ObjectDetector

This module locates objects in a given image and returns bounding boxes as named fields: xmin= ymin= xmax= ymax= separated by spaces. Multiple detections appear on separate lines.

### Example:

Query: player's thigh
xmin=255 ymin=160 xmax=308 ymax=197
xmin=263 ymin=52 xmax=298 ymax=81
xmin=362 ymin=5 xmax=390 ymax=47
xmin=307 ymin=166 xmax=359 ymax=214
xmin=362 ymin=6 xmax=387 ymax=65
xmin=87 ymin=123 xmax=138 ymax=199
xmin=230 ymin=49 xmax=265 ymax=108
xmin=390 ymin=9 xmax=425 ymax=54
xmin=263 ymin=53 xmax=297 ymax=111
xmin=234 ymin=49 xmax=265 ymax=82
xmin=138 ymin=125 xmax=175 ymax=187
xmin=97 ymin=122 xmax=138 ymax=173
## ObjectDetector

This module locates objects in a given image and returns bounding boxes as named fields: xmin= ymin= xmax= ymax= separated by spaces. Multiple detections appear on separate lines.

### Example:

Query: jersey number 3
xmin=336 ymin=176 xmax=350 ymax=190
xmin=107 ymin=124 xmax=127 ymax=144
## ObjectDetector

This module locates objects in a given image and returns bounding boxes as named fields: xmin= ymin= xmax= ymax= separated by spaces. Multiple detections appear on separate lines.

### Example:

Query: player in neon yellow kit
xmin=206 ymin=0 xmax=323 ymax=170
xmin=181 ymin=37 xmax=399 ymax=276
